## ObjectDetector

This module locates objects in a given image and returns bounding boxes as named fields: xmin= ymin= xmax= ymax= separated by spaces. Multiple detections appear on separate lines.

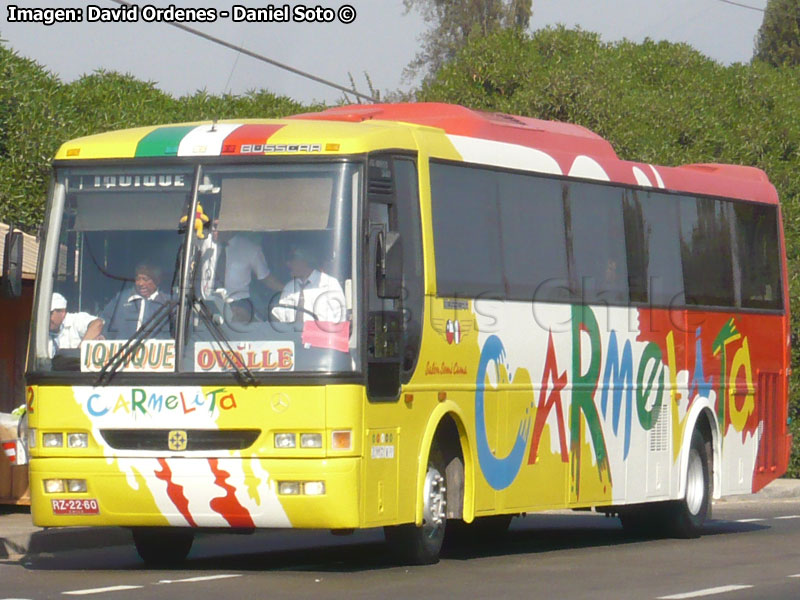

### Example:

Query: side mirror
xmin=377 ymin=230 xmax=402 ymax=299
xmin=1 ymin=228 xmax=23 ymax=298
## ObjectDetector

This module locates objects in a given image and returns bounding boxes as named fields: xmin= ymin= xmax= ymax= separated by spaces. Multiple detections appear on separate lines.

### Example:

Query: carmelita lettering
xmin=6 ymin=5 xmax=83 ymax=25
xmin=86 ymin=387 xmax=237 ymax=418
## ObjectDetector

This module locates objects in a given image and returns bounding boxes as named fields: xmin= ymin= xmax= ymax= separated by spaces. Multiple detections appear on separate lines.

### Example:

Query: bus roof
xmin=54 ymin=103 xmax=778 ymax=205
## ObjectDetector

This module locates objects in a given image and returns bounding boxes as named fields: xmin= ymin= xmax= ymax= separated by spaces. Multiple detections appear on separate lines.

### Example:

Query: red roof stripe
xmin=220 ymin=124 xmax=285 ymax=155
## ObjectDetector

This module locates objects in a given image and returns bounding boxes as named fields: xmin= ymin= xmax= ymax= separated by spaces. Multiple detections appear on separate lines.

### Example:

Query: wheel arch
xmin=414 ymin=403 xmax=474 ymax=526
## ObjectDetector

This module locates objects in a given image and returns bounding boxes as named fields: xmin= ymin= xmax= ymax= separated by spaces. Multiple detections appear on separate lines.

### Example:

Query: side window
xmin=680 ymin=197 xmax=735 ymax=307
xmin=623 ymin=189 xmax=685 ymax=307
xmin=498 ymin=173 xmax=570 ymax=302
xmin=735 ymin=203 xmax=782 ymax=310
xmin=568 ymin=182 xmax=629 ymax=305
xmin=430 ymin=163 xmax=503 ymax=298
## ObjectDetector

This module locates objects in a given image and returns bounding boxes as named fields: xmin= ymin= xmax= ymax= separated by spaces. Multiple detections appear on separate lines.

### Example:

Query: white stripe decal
xmin=446 ymin=135 xmax=562 ymax=175
xmin=657 ymin=585 xmax=753 ymax=599
xmin=63 ymin=585 xmax=143 ymax=595
xmin=177 ymin=124 xmax=242 ymax=157
xmin=158 ymin=574 xmax=242 ymax=584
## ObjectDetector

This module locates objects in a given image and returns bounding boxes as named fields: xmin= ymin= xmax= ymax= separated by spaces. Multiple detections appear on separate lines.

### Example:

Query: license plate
xmin=51 ymin=498 xmax=100 ymax=515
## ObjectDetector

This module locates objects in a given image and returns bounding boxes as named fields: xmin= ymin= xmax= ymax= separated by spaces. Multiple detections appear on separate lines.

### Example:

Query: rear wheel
xmin=132 ymin=527 xmax=194 ymax=566
xmin=665 ymin=429 xmax=711 ymax=538
xmin=385 ymin=449 xmax=447 ymax=564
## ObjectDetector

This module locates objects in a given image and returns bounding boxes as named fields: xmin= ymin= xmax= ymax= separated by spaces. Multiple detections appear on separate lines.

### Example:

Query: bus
xmin=23 ymin=103 xmax=791 ymax=565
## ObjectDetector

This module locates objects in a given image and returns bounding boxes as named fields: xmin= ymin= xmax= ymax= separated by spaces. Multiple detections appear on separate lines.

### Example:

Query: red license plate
xmin=51 ymin=498 xmax=100 ymax=515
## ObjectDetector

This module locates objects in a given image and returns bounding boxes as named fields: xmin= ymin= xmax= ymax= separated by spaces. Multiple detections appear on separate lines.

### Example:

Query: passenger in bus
xmin=271 ymin=245 xmax=346 ymax=324
xmin=99 ymin=263 xmax=171 ymax=339
xmin=200 ymin=224 xmax=283 ymax=321
xmin=48 ymin=292 xmax=103 ymax=357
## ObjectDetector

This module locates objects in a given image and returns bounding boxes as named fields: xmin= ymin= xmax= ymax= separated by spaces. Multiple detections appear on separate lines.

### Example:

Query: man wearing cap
xmin=49 ymin=292 xmax=103 ymax=357
xmin=272 ymin=245 xmax=346 ymax=324
xmin=100 ymin=263 xmax=172 ymax=339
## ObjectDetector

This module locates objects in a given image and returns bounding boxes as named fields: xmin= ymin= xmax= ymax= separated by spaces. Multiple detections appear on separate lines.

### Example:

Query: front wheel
xmin=385 ymin=450 xmax=447 ymax=564
xmin=665 ymin=429 xmax=712 ymax=538
xmin=132 ymin=527 xmax=194 ymax=566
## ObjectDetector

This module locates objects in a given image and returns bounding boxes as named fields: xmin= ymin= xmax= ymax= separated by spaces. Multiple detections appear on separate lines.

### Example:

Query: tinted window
xmin=431 ymin=164 xmax=503 ymax=297
xmin=498 ymin=173 xmax=569 ymax=302
xmin=623 ymin=190 xmax=685 ymax=306
xmin=735 ymin=203 xmax=782 ymax=310
xmin=679 ymin=197 xmax=735 ymax=307
xmin=568 ymin=182 xmax=629 ymax=304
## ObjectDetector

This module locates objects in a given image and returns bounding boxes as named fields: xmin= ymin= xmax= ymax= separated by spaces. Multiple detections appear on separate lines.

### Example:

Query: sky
xmin=0 ymin=0 xmax=769 ymax=105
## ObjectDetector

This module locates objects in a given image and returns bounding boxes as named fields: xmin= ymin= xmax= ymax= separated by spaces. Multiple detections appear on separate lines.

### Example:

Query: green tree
xmin=403 ymin=0 xmax=533 ymax=82
xmin=753 ymin=0 xmax=800 ymax=66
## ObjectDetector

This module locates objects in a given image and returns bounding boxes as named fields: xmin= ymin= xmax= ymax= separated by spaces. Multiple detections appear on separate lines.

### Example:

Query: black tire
xmin=132 ymin=527 xmax=194 ymax=566
xmin=385 ymin=448 xmax=447 ymax=565
xmin=665 ymin=429 xmax=712 ymax=538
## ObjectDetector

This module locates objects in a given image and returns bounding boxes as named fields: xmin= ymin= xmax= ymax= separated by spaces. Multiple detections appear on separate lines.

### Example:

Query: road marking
xmin=787 ymin=574 xmax=800 ymax=578
xmin=775 ymin=515 xmax=800 ymax=520
xmin=734 ymin=518 xmax=765 ymax=523
xmin=656 ymin=584 xmax=754 ymax=599
xmin=157 ymin=574 xmax=242 ymax=584
xmin=63 ymin=586 xmax=143 ymax=595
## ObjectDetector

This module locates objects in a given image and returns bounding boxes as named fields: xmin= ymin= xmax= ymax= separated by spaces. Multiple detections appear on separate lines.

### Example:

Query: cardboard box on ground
xmin=0 ymin=413 xmax=29 ymax=504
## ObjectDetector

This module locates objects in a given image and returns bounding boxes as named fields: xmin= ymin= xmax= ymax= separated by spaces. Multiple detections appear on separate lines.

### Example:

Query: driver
xmin=271 ymin=245 xmax=346 ymax=324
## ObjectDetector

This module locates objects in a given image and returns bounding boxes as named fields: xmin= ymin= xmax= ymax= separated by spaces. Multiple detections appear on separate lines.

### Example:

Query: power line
xmin=715 ymin=0 xmax=765 ymax=13
xmin=107 ymin=0 xmax=378 ymax=103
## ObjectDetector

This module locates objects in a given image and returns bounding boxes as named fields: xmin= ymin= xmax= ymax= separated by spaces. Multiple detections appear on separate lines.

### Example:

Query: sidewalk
xmin=2 ymin=478 xmax=799 ymax=559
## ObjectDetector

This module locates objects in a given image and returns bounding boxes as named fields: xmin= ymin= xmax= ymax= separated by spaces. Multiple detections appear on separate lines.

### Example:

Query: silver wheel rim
xmin=685 ymin=448 xmax=704 ymax=516
xmin=422 ymin=465 xmax=446 ymax=540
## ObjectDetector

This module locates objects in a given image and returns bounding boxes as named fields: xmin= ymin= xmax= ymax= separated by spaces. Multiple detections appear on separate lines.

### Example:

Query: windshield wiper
xmin=190 ymin=296 xmax=256 ymax=387
xmin=95 ymin=299 xmax=177 ymax=386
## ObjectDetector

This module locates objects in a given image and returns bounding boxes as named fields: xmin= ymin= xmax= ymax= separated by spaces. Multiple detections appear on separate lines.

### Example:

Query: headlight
xmin=67 ymin=433 xmax=88 ymax=448
xmin=300 ymin=433 xmax=322 ymax=449
xmin=274 ymin=433 xmax=296 ymax=449
xmin=44 ymin=479 xmax=65 ymax=493
xmin=42 ymin=433 xmax=63 ymax=448
xmin=303 ymin=481 xmax=325 ymax=496
xmin=66 ymin=479 xmax=87 ymax=493
xmin=278 ymin=481 xmax=301 ymax=495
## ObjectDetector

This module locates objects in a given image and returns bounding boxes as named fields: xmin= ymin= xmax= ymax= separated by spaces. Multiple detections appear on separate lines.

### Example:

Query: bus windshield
xmin=33 ymin=161 xmax=361 ymax=376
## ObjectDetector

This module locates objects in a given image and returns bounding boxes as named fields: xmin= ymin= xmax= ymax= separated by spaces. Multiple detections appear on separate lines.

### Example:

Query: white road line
xmin=787 ymin=574 xmax=800 ymax=578
xmin=656 ymin=584 xmax=754 ymax=599
xmin=157 ymin=574 xmax=242 ymax=584
xmin=63 ymin=585 xmax=143 ymax=595
xmin=775 ymin=515 xmax=800 ymax=520
xmin=735 ymin=518 xmax=765 ymax=523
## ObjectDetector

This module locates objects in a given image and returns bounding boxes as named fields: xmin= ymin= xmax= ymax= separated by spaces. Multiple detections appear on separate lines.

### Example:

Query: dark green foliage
xmin=754 ymin=0 xmax=800 ymax=67
xmin=420 ymin=27 xmax=800 ymax=476
xmin=0 ymin=42 xmax=311 ymax=231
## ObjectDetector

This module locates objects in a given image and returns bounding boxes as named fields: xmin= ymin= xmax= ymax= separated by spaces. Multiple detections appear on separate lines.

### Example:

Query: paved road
xmin=2 ymin=498 xmax=800 ymax=599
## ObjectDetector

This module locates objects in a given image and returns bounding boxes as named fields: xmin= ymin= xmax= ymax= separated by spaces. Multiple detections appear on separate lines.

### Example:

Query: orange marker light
xmin=331 ymin=430 xmax=352 ymax=450
xmin=66 ymin=148 xmax=80 ymax=157
xmin=325 ymin=143 xmax=340 ymax=152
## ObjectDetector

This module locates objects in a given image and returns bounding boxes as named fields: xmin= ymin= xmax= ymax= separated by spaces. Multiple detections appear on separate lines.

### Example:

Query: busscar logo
xmin=239 ymin=143 xmax=323 ymax=154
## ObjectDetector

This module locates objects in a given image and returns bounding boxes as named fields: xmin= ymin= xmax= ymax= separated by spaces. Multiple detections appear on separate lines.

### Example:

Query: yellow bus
xmin=24 ymin=103 xmax=791 ymax=565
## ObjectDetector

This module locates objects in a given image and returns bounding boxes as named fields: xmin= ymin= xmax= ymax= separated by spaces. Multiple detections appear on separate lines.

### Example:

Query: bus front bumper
xmin=30 ymin=456 xmax=361 ymax=530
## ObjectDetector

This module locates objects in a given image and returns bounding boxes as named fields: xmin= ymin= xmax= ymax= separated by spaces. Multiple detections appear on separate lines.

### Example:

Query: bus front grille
xmin=99 ymin=429 xmax=261 ymax=451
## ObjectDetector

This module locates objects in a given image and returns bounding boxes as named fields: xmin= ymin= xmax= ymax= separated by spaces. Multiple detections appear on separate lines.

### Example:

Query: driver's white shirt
xmin=272 ymin=269 xmax=346 ymax=323
xmin=200 ymin=234 xmax=270 ymax=301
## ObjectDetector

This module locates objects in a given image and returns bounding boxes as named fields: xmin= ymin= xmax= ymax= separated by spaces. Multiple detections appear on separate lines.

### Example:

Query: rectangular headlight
xmin=274 ymin=433 xmax=296 ymax=449
xmin=43 ymin=433 xmax=63 ymax=448
xmin=44 ymin=479 xmax=65 ymax=493
xmin=303 ymin=481 xmax=325 ymax=496
xmin=66 ymin=479 xmax=87 ymax=493
xmin=278 ymin=481 xmax=301 ymax=495
xmin=300 ymin=433 xmax=322 ymax=448
xmin=67 ymin=433 xmax=88 ymax=448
